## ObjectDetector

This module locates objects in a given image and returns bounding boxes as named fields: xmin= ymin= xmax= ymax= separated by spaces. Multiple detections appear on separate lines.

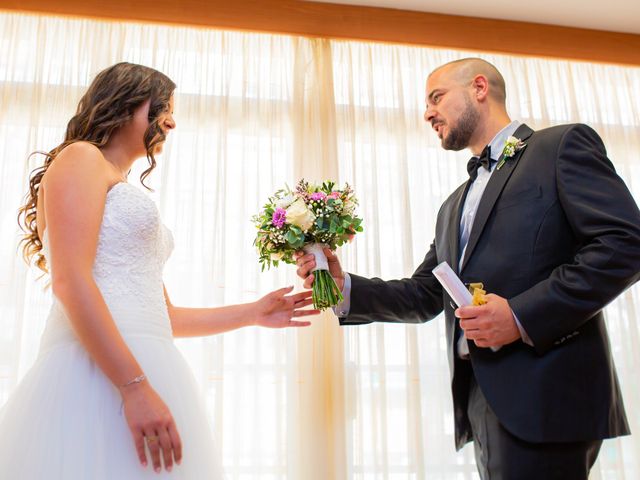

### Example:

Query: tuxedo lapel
xmin=459 ymin=124 xmax=534 ymax=273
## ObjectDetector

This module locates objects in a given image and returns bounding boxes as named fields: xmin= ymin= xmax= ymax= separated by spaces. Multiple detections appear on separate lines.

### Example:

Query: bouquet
xmin=253 ymin=180 xmax=363 ymax=309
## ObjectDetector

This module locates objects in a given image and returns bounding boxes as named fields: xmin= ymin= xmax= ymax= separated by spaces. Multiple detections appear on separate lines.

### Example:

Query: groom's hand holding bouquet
xmin=297 ymin=247 xmax=345 ymax=293
xmin=253 ymin=179 xmax=362 ymax=310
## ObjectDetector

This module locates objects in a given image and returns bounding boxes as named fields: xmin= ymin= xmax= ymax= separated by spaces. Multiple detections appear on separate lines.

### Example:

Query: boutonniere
xmin=496 ymin=136 xmax=526 ymax=170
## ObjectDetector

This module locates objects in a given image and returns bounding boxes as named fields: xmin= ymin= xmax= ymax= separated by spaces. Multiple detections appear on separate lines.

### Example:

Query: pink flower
xmin=272 ymin=208 xmax=287 ymax=228
xmin=328 ymin=192 xmax=340 ymax=200
xmin=310 ymin=192 xmax=327 ymax=201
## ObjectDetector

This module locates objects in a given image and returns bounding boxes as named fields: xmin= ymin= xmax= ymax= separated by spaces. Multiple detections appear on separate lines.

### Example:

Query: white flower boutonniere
xmin=496 ymin=136 xmax=526 ymax=170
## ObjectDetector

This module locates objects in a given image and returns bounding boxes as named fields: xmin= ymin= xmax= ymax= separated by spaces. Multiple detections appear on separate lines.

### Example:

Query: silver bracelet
xmin=121 ymin=374 xmax=146 ymax=388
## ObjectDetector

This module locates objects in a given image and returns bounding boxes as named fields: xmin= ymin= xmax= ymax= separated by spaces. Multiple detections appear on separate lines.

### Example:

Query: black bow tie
xmin=467 ymin=145 xmax=492 ymax=181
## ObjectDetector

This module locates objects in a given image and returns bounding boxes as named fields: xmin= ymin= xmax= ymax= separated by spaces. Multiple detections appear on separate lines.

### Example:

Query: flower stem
xmin=312 ymin=269 xmax=344 ymax=310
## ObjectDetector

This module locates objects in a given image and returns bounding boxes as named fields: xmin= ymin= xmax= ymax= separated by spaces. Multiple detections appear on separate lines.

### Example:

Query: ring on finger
xmin=145 ymin=435 xmax=158 ymax=443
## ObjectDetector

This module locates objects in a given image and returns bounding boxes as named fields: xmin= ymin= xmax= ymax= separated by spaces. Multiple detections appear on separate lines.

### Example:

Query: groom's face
xmin=424 ymin=67 xmax=480 ymax=151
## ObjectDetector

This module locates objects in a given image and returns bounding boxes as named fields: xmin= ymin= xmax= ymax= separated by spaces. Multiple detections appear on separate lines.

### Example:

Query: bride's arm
xmin=44 ymin=143 xmax=181 ymax=472
xmin=163 ymin=285 xmax=318 ymax=337
xmin=46 ymin=145 xmax=146 ymax=393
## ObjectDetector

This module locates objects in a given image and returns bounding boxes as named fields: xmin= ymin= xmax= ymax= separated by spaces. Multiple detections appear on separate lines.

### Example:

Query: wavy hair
xmin=17 ymin=62 xmax=176 ymax=272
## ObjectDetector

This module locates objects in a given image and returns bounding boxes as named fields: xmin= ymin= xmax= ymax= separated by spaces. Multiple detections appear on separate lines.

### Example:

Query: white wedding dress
xmin=0 ymin=182 xmax=224 ymax=479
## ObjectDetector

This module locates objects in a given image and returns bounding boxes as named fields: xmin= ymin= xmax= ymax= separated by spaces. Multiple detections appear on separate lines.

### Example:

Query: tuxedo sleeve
xmin=509 ymin=124 xmax=640 ymax=354
xmin=340 ymin=240 xmax=444 ymax=325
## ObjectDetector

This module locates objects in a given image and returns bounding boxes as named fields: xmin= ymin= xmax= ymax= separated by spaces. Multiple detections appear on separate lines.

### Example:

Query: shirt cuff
xmin=333 ymin=273 xmax=351 ymax=318
xmin=513 ymin=311 xmax=534 ymax=346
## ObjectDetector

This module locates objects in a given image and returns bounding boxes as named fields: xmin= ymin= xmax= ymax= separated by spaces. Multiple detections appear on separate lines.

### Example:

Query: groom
xmin=296 ymin=58 xmax=640 ymax=479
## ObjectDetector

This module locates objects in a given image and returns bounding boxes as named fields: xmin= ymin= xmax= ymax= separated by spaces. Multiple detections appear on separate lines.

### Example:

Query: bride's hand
xmin=121 ymin=381 xmax=182 ymax=473
xmin=253 ymin=286 xmax=319 ymax=328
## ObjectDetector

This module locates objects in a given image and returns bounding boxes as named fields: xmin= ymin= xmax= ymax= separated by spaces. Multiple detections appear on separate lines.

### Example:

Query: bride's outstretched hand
xmin=253 ymin=286 xmax=319 ymax=328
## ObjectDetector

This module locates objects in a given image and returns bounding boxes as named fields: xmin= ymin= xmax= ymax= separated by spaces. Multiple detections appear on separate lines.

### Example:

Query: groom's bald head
xmin=429 ymin=58 xmax=507 ymax=105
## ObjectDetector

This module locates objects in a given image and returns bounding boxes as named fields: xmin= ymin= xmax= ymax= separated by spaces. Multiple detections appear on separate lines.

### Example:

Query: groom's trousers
xmin=466 ymin=371 xmax=602 ymax=480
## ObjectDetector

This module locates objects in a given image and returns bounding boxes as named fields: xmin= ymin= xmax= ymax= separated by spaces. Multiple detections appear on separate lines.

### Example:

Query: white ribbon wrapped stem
xmin=303 ymin=243 xmax=330 ymax=272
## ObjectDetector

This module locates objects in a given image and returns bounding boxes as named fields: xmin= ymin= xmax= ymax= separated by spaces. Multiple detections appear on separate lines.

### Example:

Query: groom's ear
xmin=471 ymin=74 xmax=490 ymax=103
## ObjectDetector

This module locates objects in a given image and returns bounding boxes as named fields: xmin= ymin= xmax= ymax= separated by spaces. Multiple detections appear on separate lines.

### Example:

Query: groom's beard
xmin=442 ymin=95 xmax=480 ymax=151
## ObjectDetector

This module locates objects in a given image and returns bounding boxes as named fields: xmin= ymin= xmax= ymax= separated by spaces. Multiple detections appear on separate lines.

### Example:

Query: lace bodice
xmin=40 ymin=182 xmax=175 ymax=349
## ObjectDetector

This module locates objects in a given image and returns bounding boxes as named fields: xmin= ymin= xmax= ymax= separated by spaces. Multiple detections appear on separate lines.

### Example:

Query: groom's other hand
xmin=294 ymin=248 xmax=346 ymax=292
xmin=455 ymin=294 xmax=521 ymax=348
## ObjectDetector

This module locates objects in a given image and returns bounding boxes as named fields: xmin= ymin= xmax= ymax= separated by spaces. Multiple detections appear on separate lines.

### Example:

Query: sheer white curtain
xmin=0 ymin=11 xmax=638 ymax=479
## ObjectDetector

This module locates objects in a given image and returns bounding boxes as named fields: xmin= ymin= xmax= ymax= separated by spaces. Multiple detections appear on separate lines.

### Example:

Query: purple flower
xmin=310 ymin=192 xmax=327 ymax=201
xmin=272 ymin=208 xmax=287 ymax=228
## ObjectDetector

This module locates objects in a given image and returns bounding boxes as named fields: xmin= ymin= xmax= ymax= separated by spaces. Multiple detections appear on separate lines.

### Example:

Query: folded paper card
xmin=432 ymin=261 xmax=472 ymax=307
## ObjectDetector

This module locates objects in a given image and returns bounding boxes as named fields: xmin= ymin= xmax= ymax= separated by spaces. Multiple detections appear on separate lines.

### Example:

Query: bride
xmin=0 ymin=62 xmax=317 ymax=478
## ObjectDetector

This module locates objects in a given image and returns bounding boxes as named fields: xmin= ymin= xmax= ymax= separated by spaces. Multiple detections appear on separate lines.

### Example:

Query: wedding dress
xmin=0 ymin=182 xmax=224 ymax=479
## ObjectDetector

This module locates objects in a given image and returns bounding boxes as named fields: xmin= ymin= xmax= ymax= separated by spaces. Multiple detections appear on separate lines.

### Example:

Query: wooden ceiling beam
xmin=1 ymin=0 xmax=639 ymax=66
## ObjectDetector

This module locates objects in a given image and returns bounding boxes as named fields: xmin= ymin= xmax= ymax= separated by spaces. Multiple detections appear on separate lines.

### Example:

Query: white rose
xmin=270 ymin=252 xmax=284 ymax=261
xmin=285 ymin=199 xmax=316 ymax=232
xmin=275 ymin=193 xmax=294 ymax=209
xmin=343 ymin=199 xmax=356 ymax=214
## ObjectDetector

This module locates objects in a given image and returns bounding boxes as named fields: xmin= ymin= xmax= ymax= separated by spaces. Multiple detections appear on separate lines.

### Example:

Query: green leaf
xmin=285 ymin=230 xmax=298 ymax=244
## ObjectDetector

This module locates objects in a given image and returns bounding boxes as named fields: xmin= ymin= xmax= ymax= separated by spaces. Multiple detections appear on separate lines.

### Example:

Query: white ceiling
xmin=311 ymin=0 xmax=640 ymax=34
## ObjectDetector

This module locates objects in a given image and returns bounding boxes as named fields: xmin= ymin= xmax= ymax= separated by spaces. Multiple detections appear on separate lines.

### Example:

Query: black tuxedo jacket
xmin=341 ymin=123 xmax=640 ymax=449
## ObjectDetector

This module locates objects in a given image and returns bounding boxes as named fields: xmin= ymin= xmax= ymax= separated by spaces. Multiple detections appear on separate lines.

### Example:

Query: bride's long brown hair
xmin=17 ymin=62 xmax=176 ymax=273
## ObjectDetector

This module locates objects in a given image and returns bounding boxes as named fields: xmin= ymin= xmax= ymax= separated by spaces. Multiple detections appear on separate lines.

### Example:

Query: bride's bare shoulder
xmin=37 ymin=142 xmax=116 ymax=239
xmin=50 ymin=141 xmax=105 ymax=168
xmin=42 ymin=142 xmax=114 ymax=190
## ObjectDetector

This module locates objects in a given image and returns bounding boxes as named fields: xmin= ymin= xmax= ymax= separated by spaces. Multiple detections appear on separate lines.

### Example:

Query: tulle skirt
xmin=0 ymin=334 xmax=224 ymax=479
